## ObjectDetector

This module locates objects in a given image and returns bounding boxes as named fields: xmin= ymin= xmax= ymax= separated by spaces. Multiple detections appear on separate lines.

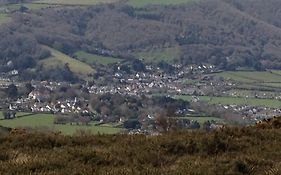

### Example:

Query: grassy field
xmin=175 ymin=95 xmax=281 ymax=108
xmin=0 ymin=14 xmax=10 ymax=25
xmin=227 ymin=89 xmax=277 ymax=98
xmin=2 ymin=3 xmax=55 ymax=11
xmin=40 ymin=46 xmax=95 ymax=78
xmin=74 ymin=51 xmax=122 ymax=65
xmin=215 ymin=71 xmax=281 ymax=83
xmin=33 ymin=0 xmax=118 ymax=5
xmin=261 ymin=82 xmax=281 ymax=88
xmin=0 ymin=113 xmax=122 ymax=135
xmin=269 ymin=70 xmax=281 ymax=76
xmin=0 ymin=111 xmax=32 ymax=120
xmin=127 ymin=0 xmax=197 ymax=7
xmin=135 ymin=47 xmax=180 ymax=63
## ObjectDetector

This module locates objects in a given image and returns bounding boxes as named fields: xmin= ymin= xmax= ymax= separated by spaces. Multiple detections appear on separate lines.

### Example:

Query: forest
xmin=2 ymin=0 xmax=281 ymax=80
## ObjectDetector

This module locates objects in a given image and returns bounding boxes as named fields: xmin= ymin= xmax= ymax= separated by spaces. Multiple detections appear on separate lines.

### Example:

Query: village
xmin=1 ymin=62 xmax=281 ymax=134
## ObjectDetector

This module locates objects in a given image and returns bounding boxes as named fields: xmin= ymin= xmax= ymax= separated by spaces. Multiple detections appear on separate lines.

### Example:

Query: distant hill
xmin=2 ymin=0 xmax=281 ymax=80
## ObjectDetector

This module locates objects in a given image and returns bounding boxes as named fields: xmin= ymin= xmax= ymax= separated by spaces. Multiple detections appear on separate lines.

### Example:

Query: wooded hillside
xmin=2 ymin=0 xmax=281 ymax=80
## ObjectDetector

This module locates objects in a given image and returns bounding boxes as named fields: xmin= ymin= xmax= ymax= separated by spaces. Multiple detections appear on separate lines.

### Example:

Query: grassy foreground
xmin=0 ymin=127 xmax=280 ymax=174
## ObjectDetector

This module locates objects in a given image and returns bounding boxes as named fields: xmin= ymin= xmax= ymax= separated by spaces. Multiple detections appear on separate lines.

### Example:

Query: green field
xmin=175 ymin=95 xmax=281 ymax=108
xmin=33 ymin=0 xmax=196 ymax=7
xmin=0 ymin=113 xmax=122 ymax=135
xmin=33 ymin=0 xmax=118 ymax=5
xmin=261 ymin=82 xmax=281 ymax=88
xmin=0 ymin=14 xmax=10 ymax=25
xmin=127 ymin=0 xmax=197 ymax=7
xmin=269 ymin=70 xmax=281 ymax=76
xmin=215 ymin=71 xmax=281 ymax=83
xmin=40 ymin=46 xmax=95 ymax=78
xmin=2 ymin=3 xmax=54 ymax=11
xmin=74 ymin=51 xmax=122 ymax=65
xmin=135 ymin=47 xmax=180 ymax=63
xmin=0 ymin=111 xmax=32 ymax=120
xmin=14 ymin=3 xmax=56 ymax=10
xmin=227 ymin=89 xmax=277 ymax=98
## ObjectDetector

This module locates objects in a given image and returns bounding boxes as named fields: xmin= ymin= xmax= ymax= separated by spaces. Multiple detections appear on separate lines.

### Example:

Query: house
xmin=28 ymin=90 xmax=49 ymax=102
xmin=29 ymin=91 xmax=42 ymax=100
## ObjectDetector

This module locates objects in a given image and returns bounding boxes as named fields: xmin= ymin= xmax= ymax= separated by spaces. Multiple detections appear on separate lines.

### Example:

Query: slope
xmin=40 ymin=46 xmax=95 ymax=79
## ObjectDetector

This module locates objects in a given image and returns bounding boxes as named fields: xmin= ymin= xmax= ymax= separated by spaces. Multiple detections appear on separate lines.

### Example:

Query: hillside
xmin=2 ymin=0 xmax=281 ymax=80
xmin=0 ymin=127 xmax=280 ymax=174
xmin=40 ymin=46 xmax=95 ymax=79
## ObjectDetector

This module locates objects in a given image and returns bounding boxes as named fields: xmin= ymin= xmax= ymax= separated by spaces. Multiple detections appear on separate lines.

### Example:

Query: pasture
xmin=2 ymin=3 xmax=55 ymax=11
xmin=215 ymin=71 xmax=281 ymax=83
xmin=261 ymin=82 xmax=281 ymax=88
xmin=74 ymin=51 xmax=122 ymax=65
xmin=0 ymin=111 xmax=32 ymax=120
xmin=40 ymin=46 xmax=95 ymax=78
xmin=0 ymin=113 xmax=122 ymax=135
xmin=175 ymin=95 xmax=281 ymax=108
xmin=127 ymin=0 xmax=197 ymax=7
xmin=227 ymin=89 xmax=277 ymax=99
xmin=33 ymin=0 xmax=118 ymax=5
xmin=135 ymin=47 xmax=180 ymax=63
xmin=0 ymin=14 xmax=10 ymax=25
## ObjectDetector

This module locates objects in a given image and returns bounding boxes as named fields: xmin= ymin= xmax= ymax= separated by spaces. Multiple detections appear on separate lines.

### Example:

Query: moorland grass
xmin=0 ymin=127 xmax=280 ymax=174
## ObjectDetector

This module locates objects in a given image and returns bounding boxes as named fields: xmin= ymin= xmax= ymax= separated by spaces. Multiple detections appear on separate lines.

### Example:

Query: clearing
xmin=134 ymin=47 xmax=180 ymax=63
xmin=74 ymin=51 xmax=122 ymax=65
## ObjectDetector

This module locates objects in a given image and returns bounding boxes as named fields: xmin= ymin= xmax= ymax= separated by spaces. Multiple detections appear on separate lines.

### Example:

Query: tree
xmin=2 ymin=110 xmax=10 ymax=119
xmin=203 ymin=121 xmax=211 ymax=131
xmin=24 ymin=83 xmax=35 ymax=95
xmin=124 ymin=119 xmax=141 ymax=129
xmin=2 ymin=110 xmax=16 ymax=119
xmin=6 ymin=84 xmax=18 ymax=99
xmin=190 ymin=121 xmax=200 ymax=129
